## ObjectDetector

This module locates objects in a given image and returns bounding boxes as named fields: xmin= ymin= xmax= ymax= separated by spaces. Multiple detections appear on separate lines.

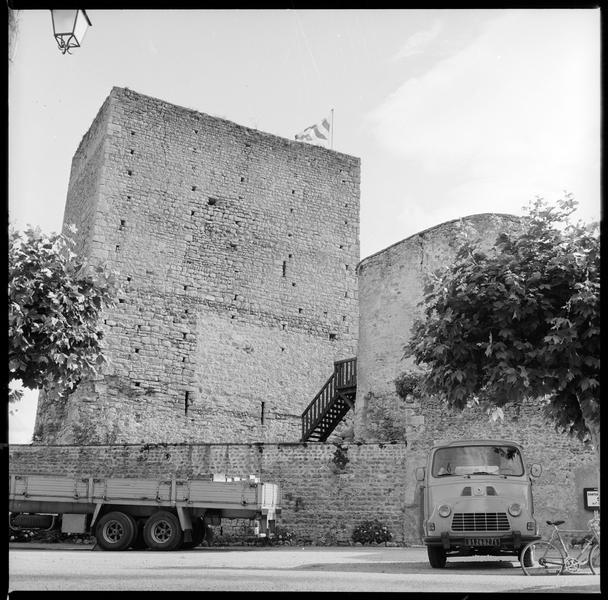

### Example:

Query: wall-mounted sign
xmin=583 ymin=487 xmax=599 ymax=511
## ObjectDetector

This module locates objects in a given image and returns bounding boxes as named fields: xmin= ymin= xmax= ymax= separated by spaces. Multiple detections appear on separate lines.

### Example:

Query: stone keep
xmin=34 ymin=87 xmax=360 ymax=444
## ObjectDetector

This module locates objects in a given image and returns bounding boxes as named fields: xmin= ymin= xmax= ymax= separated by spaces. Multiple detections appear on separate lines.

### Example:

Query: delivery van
xmin=416 ymin=439 xmax=542 ymax=568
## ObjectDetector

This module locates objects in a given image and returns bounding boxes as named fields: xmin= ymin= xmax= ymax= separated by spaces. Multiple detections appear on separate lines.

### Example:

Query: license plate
xmin=465 ymin=538 xmax=500 ymax=546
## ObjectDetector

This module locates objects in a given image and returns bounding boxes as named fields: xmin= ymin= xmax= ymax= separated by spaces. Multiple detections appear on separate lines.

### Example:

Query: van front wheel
xmin=427 ymin=545 xmax=447 ymax=568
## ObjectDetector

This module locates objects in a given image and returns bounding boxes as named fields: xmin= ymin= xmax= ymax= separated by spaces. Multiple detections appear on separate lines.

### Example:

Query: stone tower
xmin=356 ymin=214 xmax=522 ymax=441
xmin=34 ymin=87 xmax=360 ymax=444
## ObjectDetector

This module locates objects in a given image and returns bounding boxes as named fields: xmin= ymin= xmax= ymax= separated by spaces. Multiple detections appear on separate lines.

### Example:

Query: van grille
xmin=451 ymin=512 xmax=510 ymax=532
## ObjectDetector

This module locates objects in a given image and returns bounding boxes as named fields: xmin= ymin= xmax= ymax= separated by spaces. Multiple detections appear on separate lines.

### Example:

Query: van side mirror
xmin=530 ymin=463 xmax=542 ymax=478
xmin=415 ymin=467 xmax=426 ymax=481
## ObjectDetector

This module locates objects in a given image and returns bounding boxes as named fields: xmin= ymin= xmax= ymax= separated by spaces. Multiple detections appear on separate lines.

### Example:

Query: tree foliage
xmin=405 ymin=196 xmax=599 ymax=446
xmin=9 ymin=226 xmax=117 ymax=403
xmin=394 ymin=370 xmax=422 ymax=401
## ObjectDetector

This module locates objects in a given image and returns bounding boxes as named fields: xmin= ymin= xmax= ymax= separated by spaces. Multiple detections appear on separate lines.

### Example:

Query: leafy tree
xmin=405 ymin=196 xmax=600 ymax=451
xmin=9 ymin=226 xmax=117 ymax=404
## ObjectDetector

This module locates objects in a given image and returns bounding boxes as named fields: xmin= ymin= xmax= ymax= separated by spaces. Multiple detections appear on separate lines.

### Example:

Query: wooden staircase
xmin=301 ymin=358 xmax=356 ymax=442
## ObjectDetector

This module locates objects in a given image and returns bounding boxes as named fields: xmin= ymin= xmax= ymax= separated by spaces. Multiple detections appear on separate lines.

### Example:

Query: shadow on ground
xmin=293 ymin=560 xmax=522 ymax=574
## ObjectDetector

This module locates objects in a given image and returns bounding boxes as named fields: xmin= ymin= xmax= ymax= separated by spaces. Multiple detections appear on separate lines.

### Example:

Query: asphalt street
xmin=8 ymin=543 xmax=601 ymax=593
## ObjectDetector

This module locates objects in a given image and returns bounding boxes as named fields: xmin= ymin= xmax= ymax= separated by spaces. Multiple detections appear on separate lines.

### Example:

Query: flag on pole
xmin=295 ymin=115 xmax=331 ymax=147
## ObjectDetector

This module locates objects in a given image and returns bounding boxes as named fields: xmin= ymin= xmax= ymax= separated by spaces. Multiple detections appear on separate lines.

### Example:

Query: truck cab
xmin=416 ymin=439 xmax=542 ymax=568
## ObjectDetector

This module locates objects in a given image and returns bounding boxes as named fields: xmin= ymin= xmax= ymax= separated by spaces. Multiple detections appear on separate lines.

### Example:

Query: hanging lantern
xmin=50 ymin=10 xmax=92 ymax=55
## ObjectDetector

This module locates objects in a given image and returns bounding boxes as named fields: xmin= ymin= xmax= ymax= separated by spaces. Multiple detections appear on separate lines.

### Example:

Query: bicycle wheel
xmin=520 ymin=541 xmax=564 ymax=575
xmin=589 ymin=543 xmax=600 ymax=575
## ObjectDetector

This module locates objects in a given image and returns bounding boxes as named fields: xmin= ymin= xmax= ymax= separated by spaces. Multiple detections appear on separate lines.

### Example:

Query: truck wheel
xmin=143 ymin=511 xmax=184 ymax=551
xmin=182 ymin=519 xmax=204 ymax=550
xmin=95 ymin=511 xmax=136 ymax=551
xmin=427 ymin=546 xmax=447 ymax=568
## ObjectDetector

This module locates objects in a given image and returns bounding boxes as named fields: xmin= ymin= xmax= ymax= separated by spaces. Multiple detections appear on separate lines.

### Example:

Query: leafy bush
xmin=273 ymin=526 xmax=296 ymax=544
xmin=352 ymin=520 xmax=392 ymax=545
xmin=394 ymin=371 xmax=422 ymax=401
xmin=363 ymin=393 xmax=407 ymax=442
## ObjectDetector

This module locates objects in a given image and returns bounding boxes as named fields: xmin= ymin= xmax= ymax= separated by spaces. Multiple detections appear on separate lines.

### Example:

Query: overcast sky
xmin=8 ymin=8 xmax=601 ymax=443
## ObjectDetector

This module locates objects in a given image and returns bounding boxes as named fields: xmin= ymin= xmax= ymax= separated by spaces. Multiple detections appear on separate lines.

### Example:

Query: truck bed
xmin=9 ymin=474 xmax=280 ymax=520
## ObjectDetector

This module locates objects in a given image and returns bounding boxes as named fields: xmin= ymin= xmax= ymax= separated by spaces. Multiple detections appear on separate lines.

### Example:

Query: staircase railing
xmin=334 ymin=357 xmax=356 ymax=390
xmin=301 ymin=372 xmax=336 ymax=442
xmin=301 ymin=357 xmax=356 ymax=441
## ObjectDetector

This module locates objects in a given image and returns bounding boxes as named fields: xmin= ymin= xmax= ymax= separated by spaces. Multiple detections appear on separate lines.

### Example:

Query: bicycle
xmin=520 ymin=512 xmax=600 ymax=576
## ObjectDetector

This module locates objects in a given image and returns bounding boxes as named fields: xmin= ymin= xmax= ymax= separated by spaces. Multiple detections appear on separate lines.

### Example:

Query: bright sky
xmin=8 ymin=8 xmax=601 ymax=444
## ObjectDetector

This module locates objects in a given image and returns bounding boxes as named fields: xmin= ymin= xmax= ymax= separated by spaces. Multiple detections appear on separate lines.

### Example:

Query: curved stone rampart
xmin=356 ymin=213 xmax=521 ymax=442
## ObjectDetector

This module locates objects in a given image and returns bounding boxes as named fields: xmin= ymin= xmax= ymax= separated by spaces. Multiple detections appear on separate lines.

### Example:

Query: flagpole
xmin=330 ymin=108 xmax=334 ymax=149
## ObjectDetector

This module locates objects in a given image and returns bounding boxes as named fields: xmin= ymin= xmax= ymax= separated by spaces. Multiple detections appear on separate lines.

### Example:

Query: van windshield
xmin=431 ymin=445 xmax=524 ymax=477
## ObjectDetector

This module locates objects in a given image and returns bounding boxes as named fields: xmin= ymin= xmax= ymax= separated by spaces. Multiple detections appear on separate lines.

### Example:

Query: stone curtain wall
xmin=35 ymin=87 xmax=360 ymax=445
xmin=8 ymin=441 xmax=597 ymax=544
xmin=355 ymin=214 xmax=522 ymax=442
xmin=9 ymin=443 xmax=413 ymax=544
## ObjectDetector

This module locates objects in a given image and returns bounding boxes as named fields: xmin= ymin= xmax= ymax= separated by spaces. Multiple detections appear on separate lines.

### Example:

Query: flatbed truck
xmin=9 ymin=473 xmax=281 ymax=551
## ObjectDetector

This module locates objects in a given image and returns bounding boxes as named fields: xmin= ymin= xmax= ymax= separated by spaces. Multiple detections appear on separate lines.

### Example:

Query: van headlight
xmin=508 ymin=503 xmax=522 ymax=517
xmin=438 ymin=504 xmax=452 ymax=518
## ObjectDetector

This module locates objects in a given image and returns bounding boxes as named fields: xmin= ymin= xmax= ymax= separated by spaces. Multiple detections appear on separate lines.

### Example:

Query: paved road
xmin=8 ymin=544 xmax=601 ymax=593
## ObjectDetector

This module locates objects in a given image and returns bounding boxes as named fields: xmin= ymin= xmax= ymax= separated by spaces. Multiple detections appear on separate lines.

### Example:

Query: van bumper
xmin=423 ymin=531 xmax=541 ymax=551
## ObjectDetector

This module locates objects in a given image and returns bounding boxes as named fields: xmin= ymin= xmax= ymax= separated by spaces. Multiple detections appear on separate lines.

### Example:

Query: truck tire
xmin=95 ymin=511 xmax=136 ymax=551
xmin=143 ymin=511 xmax=184 ymax=551
xmin=427 ymin=545 xmax=447 ymax=568
xmin=181 ymin=519 xmax=204 ymax=550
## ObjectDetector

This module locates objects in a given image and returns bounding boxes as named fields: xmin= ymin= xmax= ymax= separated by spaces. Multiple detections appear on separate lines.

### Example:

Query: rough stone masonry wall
xmin=8 ymin=440 xmax=597 ymax=544
xmin=9 ymin=443 xmax=414 ymax=544
xmin=35 ymin=87 xmax=360 ymax=445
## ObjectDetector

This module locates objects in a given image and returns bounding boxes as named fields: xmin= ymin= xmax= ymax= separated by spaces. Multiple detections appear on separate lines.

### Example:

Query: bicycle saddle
xmin=546 ymin=520 xmax=565 ymax=526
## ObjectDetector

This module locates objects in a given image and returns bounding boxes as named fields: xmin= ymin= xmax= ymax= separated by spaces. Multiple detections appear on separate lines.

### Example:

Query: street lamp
xmin=50 ymin=10 xmax=92 ymax=55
